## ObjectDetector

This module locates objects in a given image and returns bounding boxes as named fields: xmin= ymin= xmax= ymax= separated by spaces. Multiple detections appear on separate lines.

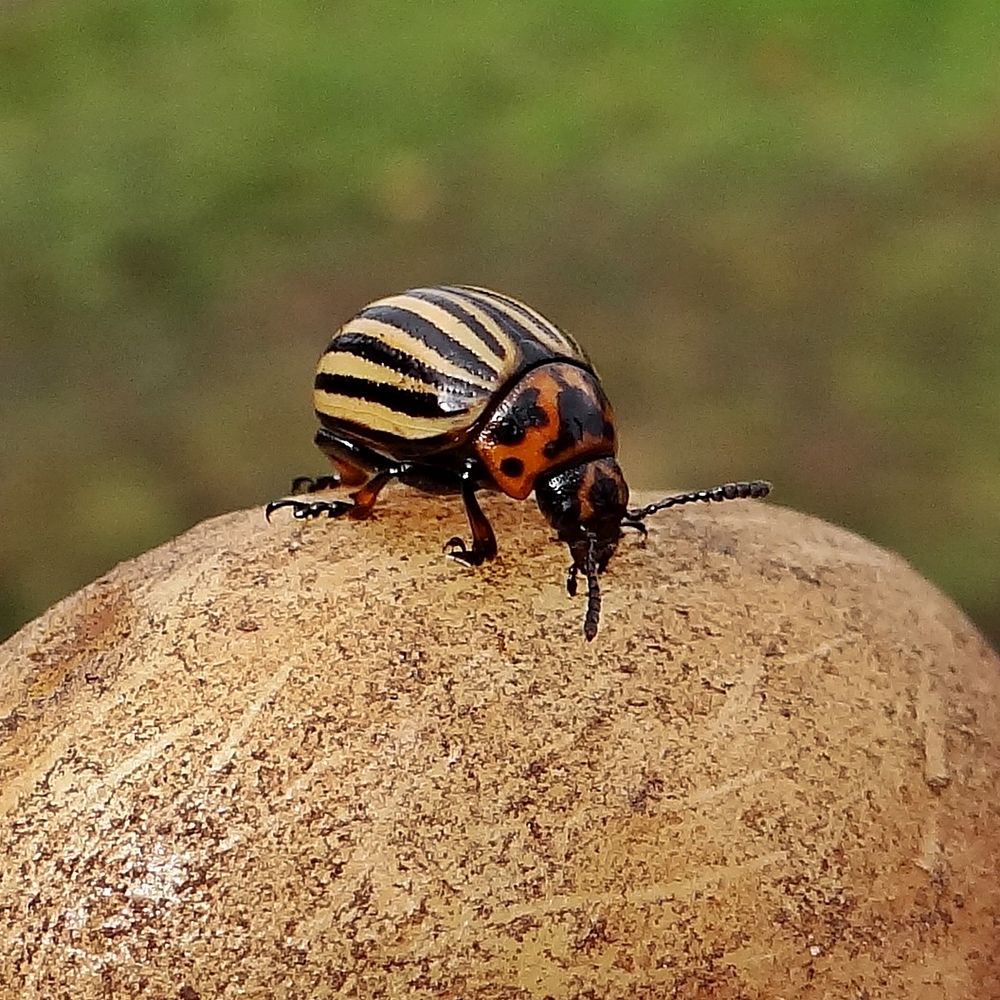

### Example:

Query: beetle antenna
xmin=626 ymin=480 xmax=771 ymax=522
xmin=583 ymin=533 xmax=601 ymax=642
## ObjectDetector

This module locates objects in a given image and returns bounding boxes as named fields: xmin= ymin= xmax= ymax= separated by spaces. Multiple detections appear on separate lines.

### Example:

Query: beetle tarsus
xmin=264 ymin=498 xmax=354 ymax=522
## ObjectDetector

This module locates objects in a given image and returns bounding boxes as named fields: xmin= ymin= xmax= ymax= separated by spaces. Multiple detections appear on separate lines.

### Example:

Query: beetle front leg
xmin=445 ymin=482 xmax=498 ymax=567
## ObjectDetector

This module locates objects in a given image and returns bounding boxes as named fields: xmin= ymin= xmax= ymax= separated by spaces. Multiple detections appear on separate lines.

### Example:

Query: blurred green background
xmin=2 ymin=0 xmax=998 ymax=645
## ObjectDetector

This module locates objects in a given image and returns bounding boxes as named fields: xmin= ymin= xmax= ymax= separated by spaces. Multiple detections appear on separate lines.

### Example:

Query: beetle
xmin=266 ymin=285 xmax=770 ymax=639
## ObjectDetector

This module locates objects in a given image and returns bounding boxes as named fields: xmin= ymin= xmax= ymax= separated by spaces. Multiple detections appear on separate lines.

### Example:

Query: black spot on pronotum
xmin=490 ymin=387 xmax=550 ymax=446
xmin=500 ymin=457 xmax=525 ymax=478
xmin=543 ymin=385 xmax=611 ymax=459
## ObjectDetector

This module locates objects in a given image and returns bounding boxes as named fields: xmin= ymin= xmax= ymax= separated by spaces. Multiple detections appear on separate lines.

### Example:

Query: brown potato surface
xmin=1 ymin=493 xmax=997 ymax=998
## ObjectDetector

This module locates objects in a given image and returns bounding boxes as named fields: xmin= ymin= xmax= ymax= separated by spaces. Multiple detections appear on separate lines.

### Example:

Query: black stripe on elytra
xmin=314 ymin=372 xmax=467 ymax=420
xmin=406 ymin=288 xmax=507 ymax=360
xmin=456 ymin=286 xmax=569 ymax=347
xmin=442 ymin=287 xmax=553 ymax=366
xmin=361 ymin=304 xmax=498 ymax=381
xmin=325 ymin=333 xmax=481 ymax=396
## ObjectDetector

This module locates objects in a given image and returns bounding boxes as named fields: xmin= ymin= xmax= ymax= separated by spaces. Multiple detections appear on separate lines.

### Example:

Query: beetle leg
xmin=266 ymin=464 xmax=411 ymax=523
xmin=566 ymin=563 xmax=579 ymax=597
xmin=445 ymin=482 xmax=498 ymax=567
xmin=347 ymin=465 xmax=410 ymax=519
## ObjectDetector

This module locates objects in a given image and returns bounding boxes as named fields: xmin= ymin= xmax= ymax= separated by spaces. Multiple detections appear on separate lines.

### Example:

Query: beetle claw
xmin=444 ymin=536 xmax=472 ymax=563
xmin=444 ymin=536 xmax=488 ymax=566
xmin=264 ymin=500 xmax=286 ymax=522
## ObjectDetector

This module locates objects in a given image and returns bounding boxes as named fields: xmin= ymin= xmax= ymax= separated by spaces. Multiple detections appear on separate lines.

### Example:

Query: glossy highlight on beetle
xmin=266 ymin=285 xmax=771 ymax=640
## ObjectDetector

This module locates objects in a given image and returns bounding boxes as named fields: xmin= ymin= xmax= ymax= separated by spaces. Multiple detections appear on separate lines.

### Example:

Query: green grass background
xmin=2 ymin=0 xmax=998 ymax=644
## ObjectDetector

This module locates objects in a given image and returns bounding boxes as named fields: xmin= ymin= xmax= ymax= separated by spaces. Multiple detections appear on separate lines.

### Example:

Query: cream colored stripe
xmin=313 ymin=390 xmax=478 ymax=439
xmin=421 ymin=288 xmax=519 ymax=368
xmin=315 ymin=340 xmax=487 ymax=439
xmin=317 ymin=346 xmax=439 ymax=393
xmin=334 ymin=315 xmax=495 ymax=390
xmin=378 ymin=292 xmax=508 ymax=373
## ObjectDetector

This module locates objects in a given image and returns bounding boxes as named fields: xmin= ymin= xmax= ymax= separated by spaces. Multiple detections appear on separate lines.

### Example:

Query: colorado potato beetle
xmin=266 ymin=285 xmax=770 ymax=639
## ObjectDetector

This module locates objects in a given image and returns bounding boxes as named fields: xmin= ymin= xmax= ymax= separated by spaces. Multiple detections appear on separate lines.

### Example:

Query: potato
xmin=1 ymin=493 xmax=997 ymax=998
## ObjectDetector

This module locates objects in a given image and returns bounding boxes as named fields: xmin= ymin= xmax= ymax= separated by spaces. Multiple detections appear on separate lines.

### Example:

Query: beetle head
xmin=535 ymin=457 xmax=629 ymax=640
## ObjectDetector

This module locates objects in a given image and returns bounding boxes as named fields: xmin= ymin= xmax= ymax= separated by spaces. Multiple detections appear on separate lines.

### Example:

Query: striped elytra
xmin=267 ymin=285 xmax=772 ymax=641
xmin=312 ymin=285 xmax=588 ymax=448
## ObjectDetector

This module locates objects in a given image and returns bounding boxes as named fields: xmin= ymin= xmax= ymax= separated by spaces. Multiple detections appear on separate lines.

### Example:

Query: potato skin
xmin=1 ymin=493 xmax=998 ymax=999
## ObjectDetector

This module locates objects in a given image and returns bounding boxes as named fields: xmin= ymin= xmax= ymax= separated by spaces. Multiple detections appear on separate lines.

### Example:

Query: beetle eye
xmin=584 ymin=459 xmax=629 ymax=525
xmin=535 ymin=466 xmax=584 ymax=533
